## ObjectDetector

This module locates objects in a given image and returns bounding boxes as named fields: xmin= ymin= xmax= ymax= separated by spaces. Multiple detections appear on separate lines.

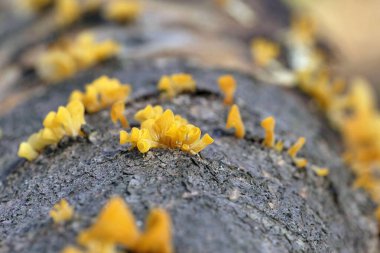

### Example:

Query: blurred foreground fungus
xmin=18 ymin=101 xmax=86 ymax=161
xmin=226 ymin=104 xmax=245 ymax=139
xmin=61 ymin=196 xmax=172 ymax=253
xmin=218 ymin=75 xmax=236 ymax=105
xmin=37 ymin=32 xmax=120 ymax=82
xmin=120 ymin=105 xmax=214 ymax=154
xmin=70 ymin=76 xmax=131 ymax=113
xmin=251 ymin=38 xmax=280 ymax=67
xmin=157 ymin=73 xmax=196 ymax=99
xmin=111 ymin=101 xmax=129 ymax=128
xmin=103 ymin=0 xmax=141 ymax=23
xmin=50 ymin=199 xmax=74 ymax=224
xmin=261 ymin=116 xmax=275 ymax=148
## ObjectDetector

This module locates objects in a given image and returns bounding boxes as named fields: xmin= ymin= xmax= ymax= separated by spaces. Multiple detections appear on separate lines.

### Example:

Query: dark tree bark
xmin=0 ymin=1 xmax=378 ymax=253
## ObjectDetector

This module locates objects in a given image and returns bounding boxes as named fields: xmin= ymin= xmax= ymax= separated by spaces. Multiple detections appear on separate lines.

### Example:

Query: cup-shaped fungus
xmin=261 ymin=116 xmax=275 ymax=147
xmin=50 ymin=199 xmax=74 ymax=224
xmin=134 ymin=209 xmax=173 ymax=253
xmin=251 ymin=38 xmax=280 ymax=67
xmin=70 ymin=76 xmax=131 ymax=113
xmin=103 ymin=0 xmax=141 ymax=23
xmin=288 ymin=137 xmax=306 ymax=158
xmin=78 ymin=196 xmax=141 ymax=249
xmin=55 ymin=0 xmax=81 ymax=26
xmin=218 ymin=75 xmax=236 ymax=105
xmin=111 ymin=101 xmax=129 ymax=128
xmin=120 ymin=106 xmax=213 ymax=154
xmin=226 ymin=104 xmax=245 ymax=139
xmin=157 ymin=73 xmax=196 ymax=99
xmin=18 ymin=101 xmax=86 ymax=161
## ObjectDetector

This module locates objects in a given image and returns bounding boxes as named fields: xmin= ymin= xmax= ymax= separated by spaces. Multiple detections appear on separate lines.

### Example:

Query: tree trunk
xmin=0 ymin=1 xmax=378 ymax=252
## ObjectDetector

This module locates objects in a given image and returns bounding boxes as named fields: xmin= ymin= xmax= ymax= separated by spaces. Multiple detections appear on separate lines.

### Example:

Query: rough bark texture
xmin=0 ymin=1 xmax=379 ymax=253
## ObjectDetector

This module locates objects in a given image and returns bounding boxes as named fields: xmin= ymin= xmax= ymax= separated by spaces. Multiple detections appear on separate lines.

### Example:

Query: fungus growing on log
xmin=18 ymin=101 xmax=86 ymax=161
xmin=157 ymin=74 xmax=196 ymax=98
xmin=120 ymin=106 xmax=213 ymax=154
xmin=251 ymin=38 xmax=280 ymax=67
xmin=103 ymin=0 xmax=141 ymax=23
xmin=288 ymin=137 xmax=306 ymax=158
xmin=55 ymin=0 xmax=81 ymax=26
xmin=218 ymin=75 xmax=236 ymax=105
xmin=50 ymin=199 xmax=74 ymax=224
xmin=60 ymin=196 xmax=172 ymax=253
xmin=261 ymin=116 xmax=275 ymax=148
xmin=111 ymin=101 xmax=129 ymax=128
xmin=226 ymin=104 xmax=245 ymax=139
xmin=37 ymin=33 xmax=120 ymax=82
xmin=70 ymin=76 xmax=131 ymax=113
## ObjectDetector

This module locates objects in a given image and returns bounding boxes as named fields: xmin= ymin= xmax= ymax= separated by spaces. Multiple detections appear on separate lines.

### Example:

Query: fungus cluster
xmin=120 ymin=105 xmax=214 ymax=154
xmin=103 ymin=0 xmax=141 ymax=23
xmin=251 ymin=38 xmax=280 ymax=67
xmin=218 ymin=75 xmax=236 ymax=105
xmin=37 ymin=32 xmax=120 ymax=82
xmin=22 ymin=0 xmax=141 ymax=25
xmin=157 ymin=73 xmax=196 ymax=99
xmin=70 ymin=76 xmax=131 ymax=113
xmin=50 ymin=199 xmax=74 ymax=224
xmin=18 ymin=101 xmax=86 ymax=161
xmin=61 ymin=196 xmax=173 ymax=253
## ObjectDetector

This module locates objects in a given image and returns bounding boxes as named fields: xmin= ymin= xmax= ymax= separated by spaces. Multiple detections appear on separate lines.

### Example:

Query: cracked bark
xmin=0 ymin=1 xmax=379 ymax=253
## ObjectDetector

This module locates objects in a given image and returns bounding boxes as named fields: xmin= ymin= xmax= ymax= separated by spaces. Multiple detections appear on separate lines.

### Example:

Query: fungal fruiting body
xmin=157 ymin=73 xmax=196 ymax=98
xmin=261 ymin=116 xmax=275 ymax=147
xmin=70 ymin=76 xmax=131 ymax=113
xmin=103 ymin=0 xmax=141 ymax=23
xmin=55 ymin=0 xmax=81 ymax=26
xmin=37 ymin=33 xmax=120 ymax=82
xmin=288 ymin=137 xmax=308 ymax=168
xmin=120 ymin=105 xmax=214 ymax=154
xmin=226 ymin=104 xmax=245 ymax=139
xmin=311 ymin=166 xmax=329 ymax=177
xmin=134 ymin=209 xmax=173 ymax=253
xmin=251 ymin=38 xmax=280 ymax=67
xmin=78 ymin=197 xmax=140 ymax=249
xmin=218 ymin=75 xmax=236 ymax=105
xmin=111 ymin=101 xmax=129 ymax=128
xmin=18 ymin=101 xmax=86 ymax=161
xmin=50 ymin=199 xmax=74 ymax=224
xmin=288 ymin=137 xmax=306 ymax=158
xmin=61 ymin=196 xmax=173 ymax=253
xmin=290 ymin=15 xmax=316 ymax=46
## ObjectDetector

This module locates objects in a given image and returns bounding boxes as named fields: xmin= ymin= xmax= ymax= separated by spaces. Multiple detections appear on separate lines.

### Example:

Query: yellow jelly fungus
xmin=37 ymin=33 xmax=120 ymax=82
xmin=218 ymin=75 xmax=237 ymax=105
xmin=291 ymin=15 xmax=316 ymax=45
xmin=274 ymin=141 xmax=284 ymax=152
xmin=294 ymin=158 xmax=308 ymax=169
xmin=311 ymin=166 xmax=329 ymax=177
xmin=157 ymin=73 xmax=196 ymax=99
xmin=120 ymin=106 xmax=213 ymax=154
xmin=134 ymin=209 xmax=173 ymax=253
xmin=55 ymin=0 xmax=81 ymax=26
xmin=61 ymin=196 xmax=173 ymax=253
xmin=103 ymin=0 xmax=141 ymax=23
xmin=61 ymin=246 xmax=83 ymax=253
xmin=261 ymin=116 xmax=275 ymax=148
xmin=50 ymin=199 xmax=74 ymax=224
xmin=288 ymin=137 xmax=306 ymax=158
xmin=78 ymin=196 xmax=140 ymax=249
xmin=18 ymin=101 xmax=86 ymax=161
xmin=226 ymin=104 xmax=245 ymax=139
xmin=111 ymin=101 xmax=129 ymax=128
xmin=135 ymin=105 xmax=164 ymax=123
xmin=70 ymin=76 xmax=131 ymax=113
xmin=251 ymin=38 xmax=280 ymax=67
